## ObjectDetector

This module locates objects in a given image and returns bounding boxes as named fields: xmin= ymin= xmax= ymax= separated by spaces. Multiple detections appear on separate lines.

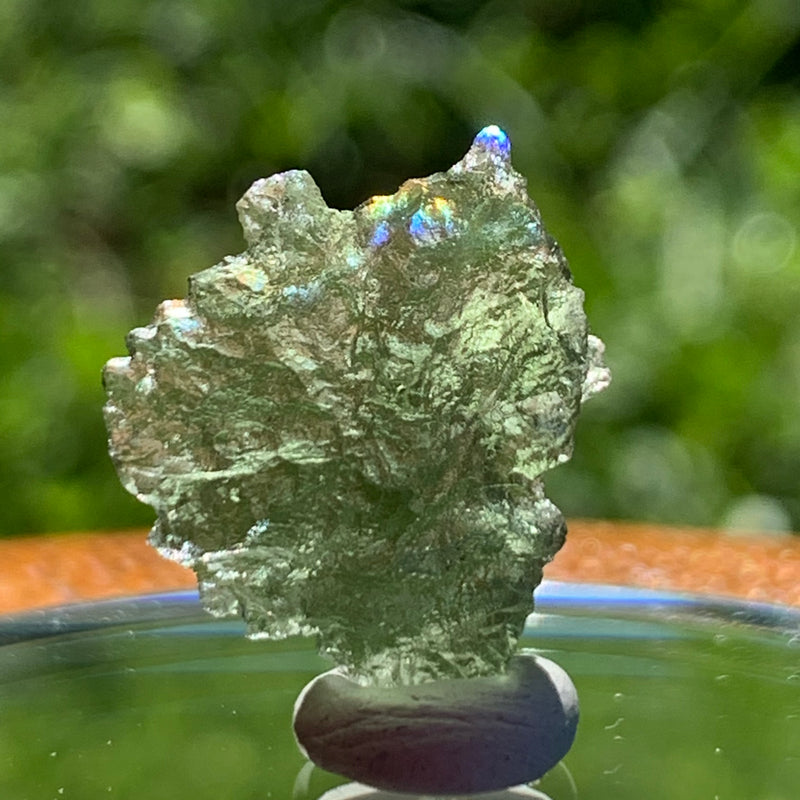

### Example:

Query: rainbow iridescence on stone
xmin=103 ymin=126 xmax=609 ymax=685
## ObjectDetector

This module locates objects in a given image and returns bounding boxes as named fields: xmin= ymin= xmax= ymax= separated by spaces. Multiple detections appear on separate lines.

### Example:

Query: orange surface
xmin=0 ymin=520 xmax=798 ymax=615
xmin=546 ymin=520 xmax=800 ymax=607
xmin=0 ymin=530 xmax=196 ymax=614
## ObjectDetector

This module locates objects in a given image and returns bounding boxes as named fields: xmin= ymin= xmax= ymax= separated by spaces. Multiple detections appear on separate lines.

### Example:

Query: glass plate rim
xmin=1 ymin=580 xmax=798 ymax=647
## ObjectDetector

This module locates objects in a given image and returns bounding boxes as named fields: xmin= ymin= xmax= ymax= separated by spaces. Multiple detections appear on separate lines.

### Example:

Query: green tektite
xmin=103 ymin=126 xmax=609 ymax=686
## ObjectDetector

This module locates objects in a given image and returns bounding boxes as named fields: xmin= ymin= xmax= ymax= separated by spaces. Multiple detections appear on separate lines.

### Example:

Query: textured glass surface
xmin=103 ymin=126 xmax=609 ymax=684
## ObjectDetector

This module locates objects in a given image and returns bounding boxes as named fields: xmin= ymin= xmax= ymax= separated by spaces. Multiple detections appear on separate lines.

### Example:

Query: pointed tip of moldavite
xmin=473 ymin=125 xmax=511 ymax=159
xmin=454 ymin=125 xmax=518 ymax=185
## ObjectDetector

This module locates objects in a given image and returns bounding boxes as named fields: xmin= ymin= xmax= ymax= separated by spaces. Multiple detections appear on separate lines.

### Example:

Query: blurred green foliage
xmin=1 ymin=0 xmax=798 ymax=536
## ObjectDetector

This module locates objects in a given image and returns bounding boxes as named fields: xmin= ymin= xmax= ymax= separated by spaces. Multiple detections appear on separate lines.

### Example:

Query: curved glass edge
xmin=0 ymin=590 xmax=206 ymax=646
xmin=534 ymin=579 xmax=800 ymax=632
xmin=1 ymin=581 xmax=797 ymax=647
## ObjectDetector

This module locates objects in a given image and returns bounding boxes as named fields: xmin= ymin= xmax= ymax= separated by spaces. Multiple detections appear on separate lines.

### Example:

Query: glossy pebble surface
xmin=293 ymin=653 xmax=579 ymax=794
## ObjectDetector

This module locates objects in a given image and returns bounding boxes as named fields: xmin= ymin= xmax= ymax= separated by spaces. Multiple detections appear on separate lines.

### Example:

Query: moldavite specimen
xmin=103 ymin=126 xmax=609 ymax=685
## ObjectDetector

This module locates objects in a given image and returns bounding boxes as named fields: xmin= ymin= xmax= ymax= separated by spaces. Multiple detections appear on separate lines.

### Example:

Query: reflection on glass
xmin=313 ymin=781 xmax=552 ymax=800
xmin=0 ymin=587 xmax=798 ymax=798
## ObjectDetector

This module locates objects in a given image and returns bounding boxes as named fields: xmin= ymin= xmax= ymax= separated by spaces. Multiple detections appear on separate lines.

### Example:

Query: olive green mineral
xmin=103 ymin=126 xmax=609 ymax=685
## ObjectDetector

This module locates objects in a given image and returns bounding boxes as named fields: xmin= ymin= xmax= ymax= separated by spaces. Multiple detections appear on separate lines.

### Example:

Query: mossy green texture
xmin=104 ymin=129 xmax=607 ymax=684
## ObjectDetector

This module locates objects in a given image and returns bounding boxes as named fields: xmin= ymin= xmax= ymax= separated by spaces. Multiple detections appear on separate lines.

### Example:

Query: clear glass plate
xmin=0 ymin=581 xmax=797 ymax=800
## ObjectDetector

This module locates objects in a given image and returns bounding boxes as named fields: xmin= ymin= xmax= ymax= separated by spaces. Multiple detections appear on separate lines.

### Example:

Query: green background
xmin=1 ymin=0 xmax=798 ymax=536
